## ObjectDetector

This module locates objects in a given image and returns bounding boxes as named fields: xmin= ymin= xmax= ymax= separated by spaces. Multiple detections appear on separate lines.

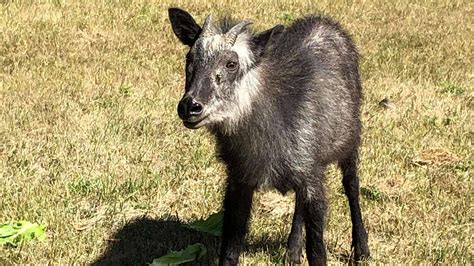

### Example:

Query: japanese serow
xmin=168 ymin=8 xmax=370 ymax=266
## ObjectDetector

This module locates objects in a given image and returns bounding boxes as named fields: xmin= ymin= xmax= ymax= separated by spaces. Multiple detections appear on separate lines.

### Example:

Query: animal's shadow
xmin=92 ymin=216 xmax=353 ymax=265
xmin=91 ymin=216 xmax=286 ymax=265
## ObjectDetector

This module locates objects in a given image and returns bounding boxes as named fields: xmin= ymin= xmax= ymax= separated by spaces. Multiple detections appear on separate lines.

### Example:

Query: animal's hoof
xmin=284 ymin=250 xmax=303 ymax=265
xmin=353 ymin=245 xmax=370 ymax=264
xmin=354 ymin=252 xmax=370 ymax=263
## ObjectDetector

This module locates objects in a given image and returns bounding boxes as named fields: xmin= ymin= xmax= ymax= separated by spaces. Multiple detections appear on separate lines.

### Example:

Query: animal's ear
xmin=168 ymin=8 xmax=201 ymax=46
xmin=251 ymin=24 xmax=284 ymax=54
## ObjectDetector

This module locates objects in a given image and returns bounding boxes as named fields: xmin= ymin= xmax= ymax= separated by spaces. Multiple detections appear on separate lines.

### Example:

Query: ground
xmin=0 ymin=0 xmax=472 ymax=265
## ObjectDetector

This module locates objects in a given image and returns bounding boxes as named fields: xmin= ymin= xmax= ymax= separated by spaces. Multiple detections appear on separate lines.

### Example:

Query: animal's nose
xmin=177 ymin=96 xmax=203 ymax=120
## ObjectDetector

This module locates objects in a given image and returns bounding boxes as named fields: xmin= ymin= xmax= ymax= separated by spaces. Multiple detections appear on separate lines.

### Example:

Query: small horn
xmin=201 ymin=14 xmax=218 ymax=37
xmin=225 ymin=21 xmax=252 ymax=45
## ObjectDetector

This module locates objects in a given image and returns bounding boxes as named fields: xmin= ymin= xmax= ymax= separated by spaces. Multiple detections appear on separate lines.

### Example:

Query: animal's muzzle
xmin=177 ymin=96 xmax=203 ymax=121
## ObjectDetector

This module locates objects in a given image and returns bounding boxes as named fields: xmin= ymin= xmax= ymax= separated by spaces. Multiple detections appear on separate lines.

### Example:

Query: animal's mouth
xmin=183 ymin=115 xmax=209 ymax=129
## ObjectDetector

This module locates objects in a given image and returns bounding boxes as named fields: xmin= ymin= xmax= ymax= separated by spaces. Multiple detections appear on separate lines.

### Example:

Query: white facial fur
xmin=192 ymin=32 xmax=263 ymax=134
xmin=205 ymin=66 xmax=262 ymax=134
xmin=195 ymin=33 xmax=254 ymax=68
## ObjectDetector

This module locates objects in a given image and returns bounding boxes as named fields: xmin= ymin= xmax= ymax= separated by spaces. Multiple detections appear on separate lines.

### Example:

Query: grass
xmin=0 ymin=0 xmax=472 ymax=264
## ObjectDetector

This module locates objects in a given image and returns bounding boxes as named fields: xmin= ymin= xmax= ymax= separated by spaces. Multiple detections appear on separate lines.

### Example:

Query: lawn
xmin=0 ymin=0 xmax=472 ymax=264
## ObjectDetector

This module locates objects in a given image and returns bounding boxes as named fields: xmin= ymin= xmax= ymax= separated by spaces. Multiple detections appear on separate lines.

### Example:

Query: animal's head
xmin=168 ymin=8 xmax=283 ymax=132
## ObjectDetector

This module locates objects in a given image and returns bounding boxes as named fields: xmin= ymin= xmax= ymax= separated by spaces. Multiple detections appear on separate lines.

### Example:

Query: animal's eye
xmin=226 ymin=61 xmax=237 ymax=70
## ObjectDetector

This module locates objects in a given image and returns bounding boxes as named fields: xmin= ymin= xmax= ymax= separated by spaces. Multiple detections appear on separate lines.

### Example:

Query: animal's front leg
xmin=219 ymin=181 xmax=255 ymax=266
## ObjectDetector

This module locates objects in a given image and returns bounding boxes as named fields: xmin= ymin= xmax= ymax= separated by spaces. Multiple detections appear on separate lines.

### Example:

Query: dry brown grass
xmin=1 ymin=0 xmax=472 ymax=264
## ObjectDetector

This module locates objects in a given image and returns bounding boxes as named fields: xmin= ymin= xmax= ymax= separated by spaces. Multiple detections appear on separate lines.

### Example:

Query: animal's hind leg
xmin=301 ymin=167 xmax=327 ymax=266
xmin=285 ymin=194 xmax=304 ymax=265
xmin=339 ymin=149 xmax=370 ymax=261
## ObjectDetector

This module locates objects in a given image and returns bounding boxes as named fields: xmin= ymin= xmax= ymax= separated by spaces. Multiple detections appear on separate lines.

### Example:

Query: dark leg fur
xmin=301 ymin=168 xmax=327 ymax=266
xmin=285 ymin=194 xmax=304 ymax=264
xmin=339 ymin=149 xmax=370 ymax=261
xmin=219 ymin=181 xmax=255 ymax=266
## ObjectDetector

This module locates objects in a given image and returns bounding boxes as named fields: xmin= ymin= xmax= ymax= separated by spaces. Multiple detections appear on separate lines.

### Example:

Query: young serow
xmin=168 ymin=8 xmax=370 ymax=265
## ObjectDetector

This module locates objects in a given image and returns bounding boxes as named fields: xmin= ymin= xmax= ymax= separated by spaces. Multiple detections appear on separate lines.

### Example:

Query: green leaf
xmin=0 ymin=221 xmax=46 ymax=246
xmin=187 ymin=211 xmax=223 ymax=237
xmin=151 ymin=243 xmax=207 ymax=265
